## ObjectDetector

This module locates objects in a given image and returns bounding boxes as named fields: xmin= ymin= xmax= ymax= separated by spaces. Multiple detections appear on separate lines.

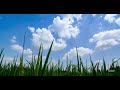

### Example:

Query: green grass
xmin=1 ymin=41 xmax=120 ymax=76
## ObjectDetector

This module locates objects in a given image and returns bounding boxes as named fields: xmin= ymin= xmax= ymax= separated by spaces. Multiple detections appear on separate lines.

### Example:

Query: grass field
xmin=1 ymin=40 xmax=120 ymax=76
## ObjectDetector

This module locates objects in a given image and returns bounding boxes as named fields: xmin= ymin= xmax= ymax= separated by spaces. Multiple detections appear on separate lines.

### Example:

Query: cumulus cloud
xmin=95 ymin=39 xmax=119 ymax=50
xmin=11 ymin=43 xmax=33 ymax=62
xmin=10 ymin=36 xmax=16 ymax=43
xmin=104 ymin=14 xmax=120 ymax=26
xmin=30 ymin=27 xmax=67 ymax=51
xmin=104 ymin=14 xmax=117 ymax=23
xmin=115 ymin=18 xmax=120 ymax=26
xmin=3 ymin=57 xmax=14 ymax=64
xmin=89 ymin=29 xmax=120 ymax=50
xmin=28 ymin=14 xmax=82 ymax=51
xmin=11 ymin=44 xmax=32 ymax=55
xmin=53 ymin=39 xmax=67 ymax=51
xmin=2 ymin=56 xmax=19 ymax=65
xmin=10 ymin=36 xmax=32 ymax=56
xmin=11 ymin=44 xmax=23 ymax=52
xmin=24 ymin=49 xmax=32 ymax=55
xmin=48 ymin=16 xmax=80 ymax=39
xmin=62 ymin=47 xmax=93 ymax=60
xmin=28 ymin=26 xmax=35 ymax=33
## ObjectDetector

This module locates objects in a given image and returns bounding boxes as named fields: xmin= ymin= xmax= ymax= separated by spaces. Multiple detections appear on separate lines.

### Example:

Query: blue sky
xmin=1 ymin=14 xmax=120 ymax=65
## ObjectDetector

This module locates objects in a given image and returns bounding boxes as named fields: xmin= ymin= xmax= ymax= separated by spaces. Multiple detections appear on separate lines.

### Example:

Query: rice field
xmin=1 ymin=40 xmax=120 ymax=76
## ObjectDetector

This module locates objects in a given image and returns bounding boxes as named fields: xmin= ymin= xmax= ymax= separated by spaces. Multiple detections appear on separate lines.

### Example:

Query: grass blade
xmin=42 ymin=40 xmax=54 ymax=75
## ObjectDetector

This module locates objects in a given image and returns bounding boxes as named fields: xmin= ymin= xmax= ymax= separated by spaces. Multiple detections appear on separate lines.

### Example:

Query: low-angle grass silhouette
xmin=1 ymin=40 xmax=120 ymax=76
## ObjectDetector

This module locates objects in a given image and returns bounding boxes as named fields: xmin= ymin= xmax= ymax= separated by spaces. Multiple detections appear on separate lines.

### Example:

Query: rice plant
xmin=0 ymin=40 xmax=120 ymax=76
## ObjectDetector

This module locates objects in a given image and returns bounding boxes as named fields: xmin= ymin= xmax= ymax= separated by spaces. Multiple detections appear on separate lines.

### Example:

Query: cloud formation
xmin=104 ymin=14 xmax=117 ymax=23
xmin=62 ymin=47 xmax=93 ymax=60
xmin=29 ymin=27 xmax=67 ymax=51
xmin=89 ymin=29 xmax=120 ymax=50
xmin=48 ymin=16 xmax=80 ymax=39
xmin=10 ymin=36 xmax=32 ymax=55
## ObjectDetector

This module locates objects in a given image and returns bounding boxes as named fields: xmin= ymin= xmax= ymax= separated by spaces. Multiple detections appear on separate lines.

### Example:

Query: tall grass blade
xmin=76 ymin=48 xmax=80 ymax=72
xmin=42 ymin=40 xmax=54 ymax=75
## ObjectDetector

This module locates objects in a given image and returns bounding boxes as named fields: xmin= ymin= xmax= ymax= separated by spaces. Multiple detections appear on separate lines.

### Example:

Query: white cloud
xmin=11 ymin=44 xmax=32 ymax=55
xmin=48 ymin=16 xmax=80 ymax=39
xmin=92 ymin=14 xmax=96 ymax=17
xmin=115 ymin=18 xmax=120 ymax=26
xmin=28 ymin=26 xmax=35 ymax=33
xmin=2 ymin=56 xmax=19 ymax=65
xmin=11 ymin=44 xmax=23 ymax=52
xmin=96 ymin=39 xmax=119 ymax=50
xmin=24 ymin=49 xmax=32 ymax=55
xmin=104 ymin=14 xmax=117 ymax=23
xmin=11 ymin=43 xmax=33 ymax=62
xmin=26 ymin=54 xmax=33 ymax=60
xmin=62 ymin=47 xmax=93 ymax=60
xmin=3 ymin=56 xmax=21 ymax=65
xmin=28 ymin=14 xmax=82 ymax=51
xmin=10 ymin=36 xmax=16 ymax=43
xmin=53 ymin=40 xmax=67 ymax=51
xmin=89 ymin=29 xmax=120 ymax=50
xmin=30 ymin=27 xmax=67 ymax=51
xmin=104 ymin=14 xmax=120 ymax=26
xmin=3 ymin=57 xmax=14 ymax=64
